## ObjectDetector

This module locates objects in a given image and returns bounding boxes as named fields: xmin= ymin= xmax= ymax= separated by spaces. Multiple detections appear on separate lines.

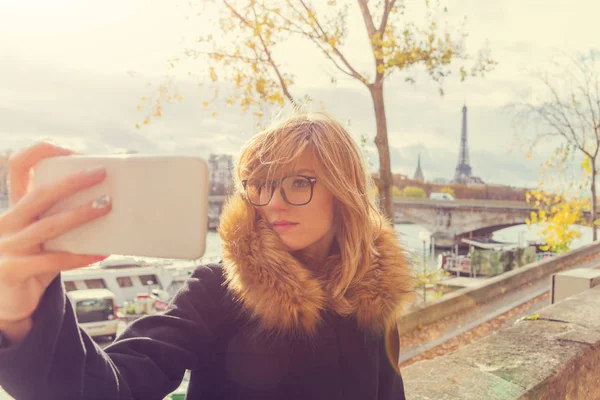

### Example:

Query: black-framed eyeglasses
xmin=242 ymin=175 xmax=318 ymax=206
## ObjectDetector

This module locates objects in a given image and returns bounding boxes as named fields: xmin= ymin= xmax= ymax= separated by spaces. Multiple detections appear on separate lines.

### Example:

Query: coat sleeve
xmin=0 ymin=265 xmax=228 ymax=400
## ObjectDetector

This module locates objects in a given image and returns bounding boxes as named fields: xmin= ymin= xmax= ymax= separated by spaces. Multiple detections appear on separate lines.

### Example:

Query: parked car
xmin=429 ymin=192 xmax=455 ymax=201
xmin=67 ymin=288 xmax=119 ymax=340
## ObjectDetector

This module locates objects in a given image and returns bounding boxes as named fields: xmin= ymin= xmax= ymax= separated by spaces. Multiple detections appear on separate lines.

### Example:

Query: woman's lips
xmin=272 ymin=222 xmax=299 ymax=232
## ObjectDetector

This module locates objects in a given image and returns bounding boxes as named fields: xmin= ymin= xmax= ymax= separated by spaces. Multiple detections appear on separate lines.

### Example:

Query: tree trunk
xmin=592 ymin=164 xmax=597 ymax=241
xmin=369 ymin=82 xmax=394 ymax=222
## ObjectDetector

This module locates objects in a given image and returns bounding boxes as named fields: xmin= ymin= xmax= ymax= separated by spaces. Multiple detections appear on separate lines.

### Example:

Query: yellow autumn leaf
xmin=582 ymin=156 xmax=592 ymax=175
xmin=255 ymin=77 xmax=266 ymax=94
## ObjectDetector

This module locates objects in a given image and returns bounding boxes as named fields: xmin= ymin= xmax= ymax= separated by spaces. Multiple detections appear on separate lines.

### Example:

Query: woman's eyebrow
xmin=293 ymin=169 xmax=316 ymax=175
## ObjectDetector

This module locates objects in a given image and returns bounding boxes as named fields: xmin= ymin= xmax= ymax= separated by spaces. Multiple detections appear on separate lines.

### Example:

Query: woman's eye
xmin=293 ymin=179 xmax=309 ymax=188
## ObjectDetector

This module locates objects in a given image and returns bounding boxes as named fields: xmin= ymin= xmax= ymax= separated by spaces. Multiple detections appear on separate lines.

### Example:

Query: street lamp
xmin=418 ymin=231 xmax=430 ymax=303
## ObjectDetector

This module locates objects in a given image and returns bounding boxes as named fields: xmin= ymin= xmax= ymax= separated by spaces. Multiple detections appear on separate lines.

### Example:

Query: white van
xmin=429 ymin=192 xmax=455 ymax=201
xmin=67 ymin=289 xmax=119 ymax=340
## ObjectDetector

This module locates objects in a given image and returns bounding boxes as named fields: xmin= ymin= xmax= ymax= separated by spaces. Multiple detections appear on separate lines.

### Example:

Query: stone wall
xmin=402 ymin=285 xmax=600 ymax=400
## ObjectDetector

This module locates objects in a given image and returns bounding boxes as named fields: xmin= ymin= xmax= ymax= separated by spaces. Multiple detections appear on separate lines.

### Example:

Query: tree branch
xmin=357 ymin=0 xmax=376 ymax=38
xmin=357 ymin=0 xmax=385 ymax=83
xmin=571 ymin=53 xmax=600 ymax=141
xmin=292 ymin=0 xmax=368 ymax=84
xmin=185 ymin=49 xmax=268 ymax=64
xmin=540 ymin=73 xmax=583 ymax=148
xmin=284 ymin=0 xmax=322 ymax=38
xmin=575 ymin=57 xmax=600 ymax=158
xmin=222 ymin=0 xmax=297 ymax=106
xmin=563 ymin=62 xmax=597 ymax=154
xmin=378 ymin=0 xmax=396 ymax=35
xmin=268 ymin=7 xmax=357 ymax=80
xmin=222 ymin=0 xmax=250 ymax=25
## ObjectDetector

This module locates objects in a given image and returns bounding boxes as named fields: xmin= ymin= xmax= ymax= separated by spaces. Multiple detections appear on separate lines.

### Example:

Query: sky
xmin=1 ymin=0 xmax=599 ymax=188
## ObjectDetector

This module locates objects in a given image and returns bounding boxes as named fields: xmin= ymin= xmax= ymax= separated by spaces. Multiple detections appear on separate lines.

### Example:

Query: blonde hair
xmin=233 ymin=112 xmax=385 ymax=298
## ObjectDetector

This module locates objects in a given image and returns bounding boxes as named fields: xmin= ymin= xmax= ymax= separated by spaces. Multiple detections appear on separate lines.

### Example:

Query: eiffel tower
xmin=452 ymin=104 xmax=473 ymax=184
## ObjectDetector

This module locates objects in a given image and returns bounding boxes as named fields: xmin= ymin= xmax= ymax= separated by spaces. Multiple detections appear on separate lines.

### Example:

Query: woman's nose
xmin=268 ymin=187 xmax=288 ymax=209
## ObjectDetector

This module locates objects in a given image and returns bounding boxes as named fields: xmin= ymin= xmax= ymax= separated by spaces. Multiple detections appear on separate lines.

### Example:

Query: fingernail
xmin=85 ymin=166 xmax=106 ymax=176
xmin=92 ymin=194 xmax=111 ymax=209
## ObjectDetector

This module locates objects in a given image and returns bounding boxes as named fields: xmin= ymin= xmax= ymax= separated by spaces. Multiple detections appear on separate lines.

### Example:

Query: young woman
xmin=0 ymin=113 xmax=414 ymax=399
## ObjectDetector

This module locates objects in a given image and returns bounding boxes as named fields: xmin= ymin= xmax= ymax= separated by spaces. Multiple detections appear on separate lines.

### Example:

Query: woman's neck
xmin=294 ymin=228 xmax=337 ymax=271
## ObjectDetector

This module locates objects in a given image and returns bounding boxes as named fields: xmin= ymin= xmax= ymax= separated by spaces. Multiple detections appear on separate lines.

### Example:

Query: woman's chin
xmin=282 ymin=242 xmax=306 ymax=252
xmin=278 ymin=237 xmax=307 ymax=252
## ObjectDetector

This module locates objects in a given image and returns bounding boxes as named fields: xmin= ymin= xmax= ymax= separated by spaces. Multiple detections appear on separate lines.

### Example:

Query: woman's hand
xmin=0 ymin=142 xmax=111 ymax=342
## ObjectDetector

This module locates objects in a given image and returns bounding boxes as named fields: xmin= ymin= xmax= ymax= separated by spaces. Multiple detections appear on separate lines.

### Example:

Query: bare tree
xmin=140 ymin=0 xmax=495 ymax=221
xmin=514 ymin=51 xmax=600 ymax=240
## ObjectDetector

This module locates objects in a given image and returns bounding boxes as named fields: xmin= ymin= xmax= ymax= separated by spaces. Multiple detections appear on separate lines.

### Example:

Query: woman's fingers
xmin=0 ymin=252 xmax=106 ymax=284
xmin=0 ymin=195 xmax=112 ymax=255
xmin=8 ymin=142 xmax=74 ymax=206
xmin=0 ymin=166 xmax=107 ymax=234
xmin=0 ymin=252 xmax=106 ymax=283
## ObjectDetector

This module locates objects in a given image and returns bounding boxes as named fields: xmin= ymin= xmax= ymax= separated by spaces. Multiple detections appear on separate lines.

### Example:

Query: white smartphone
xmin=32 ymin=154 xmax=209 ymax=260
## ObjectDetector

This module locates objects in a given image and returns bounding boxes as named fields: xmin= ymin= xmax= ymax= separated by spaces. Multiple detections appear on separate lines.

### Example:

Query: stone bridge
xmin=392 ymin=198 xmax=537 ymax=247
xmin=209 ymin=196 xmax=539 ymax=248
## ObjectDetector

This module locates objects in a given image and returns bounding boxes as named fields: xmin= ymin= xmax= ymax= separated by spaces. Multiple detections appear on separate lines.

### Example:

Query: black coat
xmin=0 ymin=264 xmax=407 ymax=400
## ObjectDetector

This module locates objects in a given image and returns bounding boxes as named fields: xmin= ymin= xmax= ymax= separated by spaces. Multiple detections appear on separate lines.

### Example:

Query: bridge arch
xmin=393 ymin=211 xmax=435 ymax=233
xmin=461 ymin=223 xmax=527 ymax=239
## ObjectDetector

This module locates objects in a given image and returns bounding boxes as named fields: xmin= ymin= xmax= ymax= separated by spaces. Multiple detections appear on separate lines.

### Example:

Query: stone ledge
xmin=402 ymin=286 xmax=600 ymax=400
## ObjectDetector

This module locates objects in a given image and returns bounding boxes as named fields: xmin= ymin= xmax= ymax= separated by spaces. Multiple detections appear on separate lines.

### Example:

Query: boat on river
xmin=438 ymin=237 xmax=555 ymax=277
xmin=61 ymin=255 xmax=222 ymax=307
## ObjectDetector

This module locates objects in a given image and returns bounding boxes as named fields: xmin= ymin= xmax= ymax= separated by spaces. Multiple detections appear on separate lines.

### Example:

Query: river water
xmin=203 ymin=223 xmax=595 ymax=269
xmin=0 ymin=193 xmax=593 ymax=268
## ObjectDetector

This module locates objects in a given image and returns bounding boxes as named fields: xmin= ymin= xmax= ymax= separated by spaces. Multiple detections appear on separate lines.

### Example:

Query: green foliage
xmin=440 ymin=186 xmax=455 ymax=197
xmin=514 ymin=313 xmax=540 ymax=325
xmin=412 ymin=266 xmax=448 ymax=302
xmin=526 ymin=146 xmax=589 ymax=253
xmin=391 ymin=176 xmax=528 ymax=201
xmin=124 ymin=303 xmax=136 ymax=315
xmin=402 ymin=186 xmax=426 ymax=198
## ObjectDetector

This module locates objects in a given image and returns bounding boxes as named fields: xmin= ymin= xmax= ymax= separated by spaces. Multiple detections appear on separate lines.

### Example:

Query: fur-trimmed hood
xmin=218 ymin=194 xmax=414 ymax=336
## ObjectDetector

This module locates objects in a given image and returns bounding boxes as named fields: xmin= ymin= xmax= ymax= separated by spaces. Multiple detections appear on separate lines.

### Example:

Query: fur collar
xmin=219 ymin=194 xmax=414 ymax=336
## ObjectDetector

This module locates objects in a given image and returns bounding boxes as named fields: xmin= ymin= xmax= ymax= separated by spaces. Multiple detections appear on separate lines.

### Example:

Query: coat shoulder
xmin=191 ymin=262 xmax=226 ymax=284
xmin=181 ymin=262 xmax=229 ymax=300
xmin=178 ymin=262 xmax=242 ymax=322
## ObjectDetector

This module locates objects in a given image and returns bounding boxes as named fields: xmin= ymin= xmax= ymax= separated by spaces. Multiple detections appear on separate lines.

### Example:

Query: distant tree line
xmin=391 ymin=176 xmax=528 ymax=201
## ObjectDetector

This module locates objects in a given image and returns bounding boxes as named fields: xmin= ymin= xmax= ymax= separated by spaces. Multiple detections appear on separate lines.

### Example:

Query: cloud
xmin=0 ymin=56 xmax=549 ymax=188
xmin=1 ymin=0 xmax=597 ymax=191
xmin=385 ymin=143 xmax=539 ymax=188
